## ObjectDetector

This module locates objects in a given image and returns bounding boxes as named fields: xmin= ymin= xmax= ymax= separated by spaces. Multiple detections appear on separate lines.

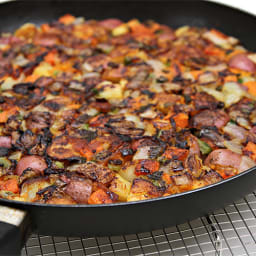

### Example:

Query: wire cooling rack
xmin=21 ymin=191 xmax=256 ymax=256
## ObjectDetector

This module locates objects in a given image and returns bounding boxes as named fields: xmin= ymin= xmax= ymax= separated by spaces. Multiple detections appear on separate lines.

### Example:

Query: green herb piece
xmin=53 ymin=70 xmax=60 ymax=76
xmin=154 ymin=29 xmax=164 ymax=34
xmin=92 ymin=88 xmax=99 ymax=95
xmin=226 ymin=49 xmax=233 ymax=55
xmin=165 ymin=60 xmax=171 ymax=67
xmin=228 ymin=119 xmax=236 ymax=125
xmin=17 ymin=113 xmax=23 ymax=120
xmin=0 ymin=109 xmax=3 ymax=113
xmin=54 ymin=161 xmax=64 ymax=169
xmin=238 ymin=77 xmax=243 ymax=84
xmin=124 ymin=56 xmax=133 ymax=66
xmin=197 ymin=139 xmax=212 ymax=155
xmin=148 ymin=73 xmax=155 ymax=80
xmin=81 ymin=123 xmax=89 ymax=130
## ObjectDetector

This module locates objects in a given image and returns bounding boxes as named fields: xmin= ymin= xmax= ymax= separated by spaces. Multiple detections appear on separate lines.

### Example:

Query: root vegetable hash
xmin=0 ymin=14 xmax=256 ymax=204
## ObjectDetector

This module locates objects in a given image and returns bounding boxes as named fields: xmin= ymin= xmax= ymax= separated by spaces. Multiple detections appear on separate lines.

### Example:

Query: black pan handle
xmin=0 ymin=205 xmax=31 ymax=256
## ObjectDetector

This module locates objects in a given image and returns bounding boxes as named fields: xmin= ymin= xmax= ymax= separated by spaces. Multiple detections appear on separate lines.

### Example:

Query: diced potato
xmin=119 ymin=162 xmax=137 ymax=182
xmin=33 ymin=62 xmax=53 ymax=77
xmin=127 ymin=193 xmax=148 ymax=202
xmin=15 ymin=23 xmax=37 ymax=39
xmin=1 ymin=74 xmax=24 ymax=91
xmin=20 ymin=178 xmax=51 ymax=202
xmin=109 ymin=174 xmax=131 ymax=201
xmin=97 ymin=79 xmax=126 ymax=101
xmin=127 ymin=178 xmax=161 ymax=202
xmin=175 ymin=26 xmax=189 ymax=37
xmin=112 ymin=24 xmax=129 ymax=37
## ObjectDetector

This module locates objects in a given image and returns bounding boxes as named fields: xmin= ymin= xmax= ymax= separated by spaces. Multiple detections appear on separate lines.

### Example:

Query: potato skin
xmin=16 ymin=156 xmax=47 ymax=176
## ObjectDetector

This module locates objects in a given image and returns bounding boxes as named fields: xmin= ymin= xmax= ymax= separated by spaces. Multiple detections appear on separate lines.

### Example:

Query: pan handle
xmin=0 ymin=205 xmax=31 ymax=255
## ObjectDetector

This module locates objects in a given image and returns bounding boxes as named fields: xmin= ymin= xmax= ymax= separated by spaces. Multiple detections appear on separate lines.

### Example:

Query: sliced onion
xmin=125 ymin=114 xmax=144 ymax=129
xmin=203 ymin=30 xmax=237 ymax=49
xmin=223 ymin=140 xmax=243 ymax=154
xmin=69 ymin=81 xmax=84 ymax=91
xmin=164 ymin=82 xmax=182 ymax=92
xmin=149 ymin=81 xmax=164 ymax=93
xmin=73 ymin=17 xmax=85 ymax=25
xmin=223 ymin=123 xmax=248 ymax=142
xmin=140 ymin=109 xmax=157 ymax=119
xmin=198 ymin=86 xmax=224 ymax=102
xmin=239 ymin=156 xmax=256 ymax=172
xmin=85 ymin=108 xmax=99 ymax=116
xmin=97 ymin=43 xmax=114 ymax=54
xmin=236 ymin=117 xmax=251 ymax=130
xmin=130 ymin=90 xmax=140 ymax=98
xmin=182 ymin=72 xmax=195 ymax=81
xmin=82 ymin=62 xmax=93 ymax=72
xmin=250 ymin=110 xmax=256 ymax=124
xmin=205 ymin=63 xmax=227 ymax=72
xmin=198 ymin=72 xmax=216 ymax=84
xmin=82 ymin=72 xmax=100 ymax=79
xmin=1 ymin=73 xmax=24 ymax=91
xmin=248 ymin=54 xmax=256 ymax=64
xmin=146 ymin=59 xmax=164 ymax=73
xmin=12 ymin=54 xmax=29 ymax=67
xmin=133 ymin=146 xmax=151 ymax=160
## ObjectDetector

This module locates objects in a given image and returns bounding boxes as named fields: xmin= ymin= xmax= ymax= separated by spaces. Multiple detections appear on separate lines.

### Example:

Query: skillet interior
xmin=0 ymin=0 xmax=256 ymax=236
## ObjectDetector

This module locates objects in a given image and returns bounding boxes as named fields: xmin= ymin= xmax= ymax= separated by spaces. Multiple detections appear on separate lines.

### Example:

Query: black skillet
xmin=1 ymin=0 xmax=256 ymax=254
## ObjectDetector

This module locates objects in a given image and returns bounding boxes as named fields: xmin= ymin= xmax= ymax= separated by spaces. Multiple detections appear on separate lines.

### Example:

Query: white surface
xmin=0 ymin=205 xmax=26 ymax=226
xmin=208 ymin=0 xmax=256 ymax=15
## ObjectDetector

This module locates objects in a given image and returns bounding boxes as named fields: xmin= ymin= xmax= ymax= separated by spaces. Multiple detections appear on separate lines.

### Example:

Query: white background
xmin=209 ymin=0 xmax=256 ymax=14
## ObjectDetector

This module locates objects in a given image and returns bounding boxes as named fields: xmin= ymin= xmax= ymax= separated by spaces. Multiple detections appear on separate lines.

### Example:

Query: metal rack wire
xmin=22 ymin=191 xmax=256 ymax=256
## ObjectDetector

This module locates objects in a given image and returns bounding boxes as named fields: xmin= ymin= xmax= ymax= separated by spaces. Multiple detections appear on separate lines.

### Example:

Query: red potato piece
xmin=34 ymin=34 xmax=59 ymax=47
xmin=157 ymin=25 xmax=176 ymax=42
xmin=16 ymin=155 xmax=47 ymax=176
xmin=0 ymin=136 xmax=12 ymax=148
xmin=228 ymin=53 xmax=256 ymax=72
xmin=0 ymin=36 xmax=21 ymax=45
xmin=65 ymin=179 xmax=92 ymax=204
xmin=205 ymin=149 xmax=241 ymax=169
xmin=204 ymin=149 xmax=256 ymax=173
xmin=99 ymin=19 xmax=123 ymax=29
xmin=191 ymin=110 xmax=230 ymax=129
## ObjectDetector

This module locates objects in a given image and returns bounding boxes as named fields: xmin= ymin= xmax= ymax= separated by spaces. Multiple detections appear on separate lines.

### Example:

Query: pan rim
xmin=0 ymin=0 xmax=256 ymax=208
xmin=0 ymin=165 xmax=255 ymax=208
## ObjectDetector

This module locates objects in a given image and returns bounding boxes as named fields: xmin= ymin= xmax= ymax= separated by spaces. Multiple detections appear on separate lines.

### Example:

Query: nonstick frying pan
xmin=1 ymin=0 xmax=256 ymax=254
